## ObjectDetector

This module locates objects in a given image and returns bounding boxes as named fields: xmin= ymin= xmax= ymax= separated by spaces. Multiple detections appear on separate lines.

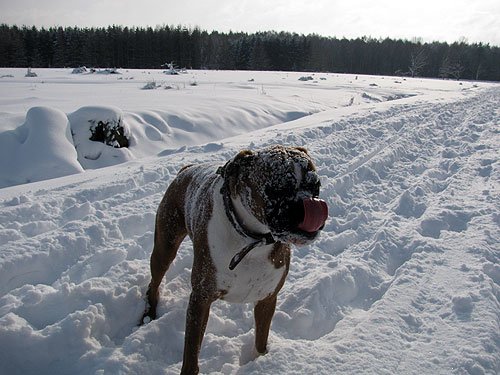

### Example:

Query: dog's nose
xmin=297 ymin=197 xmax=328 ymax=233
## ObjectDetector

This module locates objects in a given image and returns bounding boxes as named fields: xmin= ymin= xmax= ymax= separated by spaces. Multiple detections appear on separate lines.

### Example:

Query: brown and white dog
xmin=142 ymin=145 xmax=328 ymax=374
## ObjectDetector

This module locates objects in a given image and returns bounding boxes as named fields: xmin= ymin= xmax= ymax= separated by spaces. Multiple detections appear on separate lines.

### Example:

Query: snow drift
xmin=0 ymin=106 xmax=84 ymax=187
xmin=0 ymin=68 xmax=422 ymax=189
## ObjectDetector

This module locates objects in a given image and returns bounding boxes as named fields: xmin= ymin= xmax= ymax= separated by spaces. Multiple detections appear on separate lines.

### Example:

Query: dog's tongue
xmin=298 ymin=198 xmax=328 ymax=233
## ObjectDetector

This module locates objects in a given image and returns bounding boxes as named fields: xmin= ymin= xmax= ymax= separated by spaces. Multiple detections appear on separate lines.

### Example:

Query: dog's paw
xmin=240 ymin=343 xmax=268 ymax=365
xmin=139 ymin=308 xmax=157 ymax=326
xmin=256 ymin=347 xmax=269 ymax=356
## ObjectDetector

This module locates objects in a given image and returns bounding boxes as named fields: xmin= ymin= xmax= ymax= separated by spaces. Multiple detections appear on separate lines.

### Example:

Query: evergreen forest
xmin=1 ymin=24 xmax=499 ymax=81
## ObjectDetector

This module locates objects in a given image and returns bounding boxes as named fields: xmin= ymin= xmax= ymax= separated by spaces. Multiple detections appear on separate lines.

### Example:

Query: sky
xmin=1 ymin=0 xmax=499 ymax=45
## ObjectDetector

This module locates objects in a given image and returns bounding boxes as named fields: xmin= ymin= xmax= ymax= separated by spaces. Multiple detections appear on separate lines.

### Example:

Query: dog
xmin=142 ymin=145 xmax=328 ymax=374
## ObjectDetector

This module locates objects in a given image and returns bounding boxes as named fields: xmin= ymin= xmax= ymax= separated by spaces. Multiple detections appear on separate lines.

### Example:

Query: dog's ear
xmin=217 ymin=150 xmax=255 ymax=194
xmin=234 ymin=149 xmax=255 ymax=161
xmin=218 ymin=150 xmax=254 ymax=177
xmin=294 ymin=146 xmax=308 ymax=155
xmin=291 ymin=146 xmax=316 ymax=171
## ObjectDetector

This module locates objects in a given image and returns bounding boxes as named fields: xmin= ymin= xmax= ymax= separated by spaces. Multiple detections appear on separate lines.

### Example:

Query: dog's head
xmin=221 ymin=145 xmax=328 ymax=244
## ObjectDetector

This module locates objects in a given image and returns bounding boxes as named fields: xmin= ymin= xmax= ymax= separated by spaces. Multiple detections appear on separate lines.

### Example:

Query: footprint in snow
xmin=419 ymin=210 xmax=474 ymax=239
xmin=394 ymin=190 xmax=427 ymax=219
xmin=452 ymin=294 xmax=474 ymax=319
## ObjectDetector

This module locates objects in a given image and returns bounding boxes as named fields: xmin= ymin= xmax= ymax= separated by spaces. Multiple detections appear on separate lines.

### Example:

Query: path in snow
xmin=260 ymin=88 xmax=499 ymax=374
xmin=0 ymin=88 xmax=498 ymax=374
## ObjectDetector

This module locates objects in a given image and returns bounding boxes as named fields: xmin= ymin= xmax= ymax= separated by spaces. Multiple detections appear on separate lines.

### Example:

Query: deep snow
xmin=1 ymin=68 xmax=427 ymax=188
xmin=0 ymin=68 xmax=498 ymax=375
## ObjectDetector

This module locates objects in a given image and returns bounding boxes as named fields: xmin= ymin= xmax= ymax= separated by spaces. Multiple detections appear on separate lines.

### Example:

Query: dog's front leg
xmin=254 ymin=294 xmax=278 ymax=355
xmin=181 ymin=291 xmax=213 ymax=375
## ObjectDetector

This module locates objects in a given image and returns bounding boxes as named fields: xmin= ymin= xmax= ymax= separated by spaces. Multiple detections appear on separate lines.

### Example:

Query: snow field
xmin=0 ymin=69 xmax=498 ymax=374
xmin=0 ymin=68 xmax=460 ymax=188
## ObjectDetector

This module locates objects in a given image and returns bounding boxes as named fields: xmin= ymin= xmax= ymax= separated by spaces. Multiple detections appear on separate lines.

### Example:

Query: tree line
xmin=1 ymin=24 xmax=499 ymax=81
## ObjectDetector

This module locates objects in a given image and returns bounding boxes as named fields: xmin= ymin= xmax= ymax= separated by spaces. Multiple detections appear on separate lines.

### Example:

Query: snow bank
xmin=69 ymin=106 xmax=133 ymax=169
xmin=0 ymin=68 xmax=433 ymax=188
xmin=0 ymin=106 xmax=83 ymax=187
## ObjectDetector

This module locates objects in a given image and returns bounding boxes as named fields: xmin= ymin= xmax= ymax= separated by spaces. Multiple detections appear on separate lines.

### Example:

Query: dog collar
xmin=228 ymin=233 xmax=275 ymax=270
xmin=217 ymin=165 xmax=277 ymax=270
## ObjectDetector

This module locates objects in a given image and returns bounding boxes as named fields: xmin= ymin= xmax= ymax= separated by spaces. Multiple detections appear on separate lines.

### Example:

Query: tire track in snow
xmin=270 ymin=88 xmax=499 ymax=342
xmin=326 ymin=90 xmax=499 ymax=374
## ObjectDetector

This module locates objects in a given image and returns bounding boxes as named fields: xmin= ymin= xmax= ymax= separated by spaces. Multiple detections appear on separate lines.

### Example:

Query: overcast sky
xmin=1 ymin=0 xmax=499 ymax=45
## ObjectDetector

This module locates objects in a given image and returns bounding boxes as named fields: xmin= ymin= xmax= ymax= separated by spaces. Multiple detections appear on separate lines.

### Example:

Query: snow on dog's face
xmin=223 ymin=145 xmax=328 ymax=244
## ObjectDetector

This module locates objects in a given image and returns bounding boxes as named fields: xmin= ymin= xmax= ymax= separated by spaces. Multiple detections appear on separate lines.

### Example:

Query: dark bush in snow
xmin=89 ymin=119 xmax=129 ymax=148
xmin=142 ymin=81 xmax=160 ymax=90
xmin=72 ymin=66 xmax=88 ymax=74
xmin=298 ymin=76 xmax=314 ymax=81
xmin=25 ymin=68 xmax=37 ymax=77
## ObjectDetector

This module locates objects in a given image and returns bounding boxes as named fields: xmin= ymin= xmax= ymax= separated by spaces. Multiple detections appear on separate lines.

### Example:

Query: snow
xmin=0 ymin=68 xmax=499 ymax=375
xmin=0 ymin=106 xmax=84 ymax=187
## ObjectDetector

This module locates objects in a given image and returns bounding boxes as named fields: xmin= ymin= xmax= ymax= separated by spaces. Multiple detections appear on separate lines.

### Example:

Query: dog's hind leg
xmin=142 ymin=196 xmax=187 ymax=324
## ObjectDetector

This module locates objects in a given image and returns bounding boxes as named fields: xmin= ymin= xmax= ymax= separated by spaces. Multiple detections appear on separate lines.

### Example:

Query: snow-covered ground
xmin=0 ymin=68 xmax=498 ymax=375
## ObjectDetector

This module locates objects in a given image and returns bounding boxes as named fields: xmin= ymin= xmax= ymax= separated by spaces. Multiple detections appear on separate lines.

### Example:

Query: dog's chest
xmin=207 ymin=188 xmax=285 ymax=304
xmin=215 ymin=243 xmax=284 ymax=303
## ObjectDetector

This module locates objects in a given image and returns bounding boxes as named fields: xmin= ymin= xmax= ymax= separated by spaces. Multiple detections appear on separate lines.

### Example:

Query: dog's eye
xmin=267 ymin=186 xmax=294 ymax=199
xmin=301 ymin=171 xmax=321 ymax=196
